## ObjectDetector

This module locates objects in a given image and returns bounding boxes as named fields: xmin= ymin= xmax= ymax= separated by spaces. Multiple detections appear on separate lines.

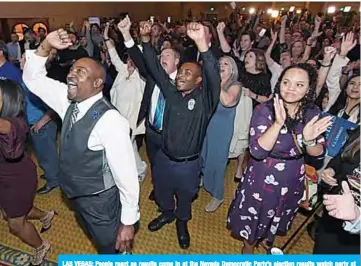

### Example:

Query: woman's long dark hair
xmin=341 ymin=126 xmax=360 ymax=162
xmin=273 ymin=63 xmax=318 ymax=130
xmin=329 ymin=74 xmax=360 ymax=116
xmin=0 ymin=79 xmax=25 ymax=118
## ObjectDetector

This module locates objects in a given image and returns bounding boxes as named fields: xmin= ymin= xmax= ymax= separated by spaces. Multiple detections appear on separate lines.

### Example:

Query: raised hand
xmin=187 ymin=22 xmax=206 ymax=43
xmin=314 ymin=15 xmax=322 ymax=28
xmin=216 ymin=22 xmax=226 ymax=33
xmin=83 ymin=20 xmax=90 ymax=29
xmin=117 ymin=15 xmax=132 ymax=35
xmin=103 ymin=22 xmax=110 ymax=39
xmin=45 ymin=29 xmax=73 ymax=50
xmin=323 ymin=46 xmax=337 ymax=63
xmin=323 ymin=181 xmax=360 ymax=221
xmin=340 ymin=32 xmax=357 ymax=57
xmin=270 ymin=28 xmax=278 ymax=43
xmin=303 ymin=115 xmax=333 ymax=142
xmin=273 ymin=94 xmax=286 ymax=128
xmin=139 ymin=21 xmax=152 ymax=36
xmin=307 ymin=31 xmax=323 ymax=45
xmin=281 ymin=15 xmax=287 ymax=25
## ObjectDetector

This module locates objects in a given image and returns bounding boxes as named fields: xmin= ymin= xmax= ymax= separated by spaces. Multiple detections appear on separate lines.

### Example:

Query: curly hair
xmin=273 ymin=63 xmax=318 ymax=130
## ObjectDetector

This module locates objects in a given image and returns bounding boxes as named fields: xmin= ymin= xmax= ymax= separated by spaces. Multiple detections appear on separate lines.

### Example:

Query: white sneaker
xmin=205 ymin=197 xmax=224 ymax=213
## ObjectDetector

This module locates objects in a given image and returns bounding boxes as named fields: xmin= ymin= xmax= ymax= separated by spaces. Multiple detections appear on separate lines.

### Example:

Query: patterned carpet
xmin=0 ymin=146 xmax=316 ymax=264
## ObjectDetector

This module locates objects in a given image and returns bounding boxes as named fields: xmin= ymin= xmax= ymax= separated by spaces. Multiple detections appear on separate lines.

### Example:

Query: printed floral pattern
xmin=227 ymin=102 xmax=325 ymax=245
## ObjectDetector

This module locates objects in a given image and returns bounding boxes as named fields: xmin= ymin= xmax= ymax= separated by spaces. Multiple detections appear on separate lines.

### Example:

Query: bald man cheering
xmin=23 ymin=29 xmax=139 ymax=254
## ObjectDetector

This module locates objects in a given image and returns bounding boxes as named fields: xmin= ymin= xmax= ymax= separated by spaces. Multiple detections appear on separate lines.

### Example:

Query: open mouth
xmin=67 ymin=80 xmax=78 ymax=91
xmin=176 ymin=79 xmax=185 ymax=86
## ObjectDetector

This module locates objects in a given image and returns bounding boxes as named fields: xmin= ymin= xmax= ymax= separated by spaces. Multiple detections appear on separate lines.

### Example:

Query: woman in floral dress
xmin=227 ymin=64 xmax=333 ymax=254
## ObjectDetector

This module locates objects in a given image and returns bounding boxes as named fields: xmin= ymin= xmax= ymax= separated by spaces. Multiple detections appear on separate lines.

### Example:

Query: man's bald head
xmin=66 ymin=57 xmax=107 ymax=102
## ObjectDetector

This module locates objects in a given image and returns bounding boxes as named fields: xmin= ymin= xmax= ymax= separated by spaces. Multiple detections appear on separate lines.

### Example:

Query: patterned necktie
xmin=69 ymin=103 xmax=79 ymax=131
xmin=153 ymin=92 xmax=165 ymax=130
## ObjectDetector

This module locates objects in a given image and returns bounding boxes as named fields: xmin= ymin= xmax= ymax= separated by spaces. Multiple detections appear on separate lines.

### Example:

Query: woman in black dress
xmin=0 ymin=79 xmax=55 ymax=265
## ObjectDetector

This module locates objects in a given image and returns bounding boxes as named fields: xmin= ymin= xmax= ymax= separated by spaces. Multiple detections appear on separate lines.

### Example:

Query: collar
xmin=169 ymin=70 xmax=177 ymax=80
xmin=76 ymin=92 xmax=103 ymax=114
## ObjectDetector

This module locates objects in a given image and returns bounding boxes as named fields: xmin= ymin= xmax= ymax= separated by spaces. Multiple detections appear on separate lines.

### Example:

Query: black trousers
xmin=70 ymin=186 xmax=121 ymax=254
xmin=153 ymin=150 xmax=201 ymax=221
xmin=145 ymin=125 xmax=162 ymax=168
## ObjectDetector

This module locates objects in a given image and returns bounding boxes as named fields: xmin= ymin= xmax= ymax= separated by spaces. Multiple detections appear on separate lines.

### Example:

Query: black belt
xmin=146 ymin=121 xmax=162 ymax=134
xmin=268 ymin=153 xmax=304 ymax=161
xmin=164 ymin=150 xmax=199 ymax=162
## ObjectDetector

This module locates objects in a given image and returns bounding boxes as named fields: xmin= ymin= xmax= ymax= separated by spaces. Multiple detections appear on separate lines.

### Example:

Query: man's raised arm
xmin=23 ymin=29 xmax=73 ymax=120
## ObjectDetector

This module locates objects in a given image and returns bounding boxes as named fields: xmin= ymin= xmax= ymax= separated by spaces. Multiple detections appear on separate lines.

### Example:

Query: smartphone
xmin=167 ymin=16 xmax=171 ymax=23
xmin=150 ymin=16 xmax=154 ymax=23
xmin=259 ymin=28 xmax=266 ymax=37
xmin=289 ymin=6 xmax=295 ymax=12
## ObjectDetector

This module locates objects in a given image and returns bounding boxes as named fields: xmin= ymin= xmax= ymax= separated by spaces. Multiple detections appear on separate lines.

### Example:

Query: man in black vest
xmin=23 ymin=29 xmax=139 ymax=254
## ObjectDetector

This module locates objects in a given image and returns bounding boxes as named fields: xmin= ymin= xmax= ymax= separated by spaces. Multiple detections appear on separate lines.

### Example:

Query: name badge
xmin=188 ymin=99 xmax=195 ymax=110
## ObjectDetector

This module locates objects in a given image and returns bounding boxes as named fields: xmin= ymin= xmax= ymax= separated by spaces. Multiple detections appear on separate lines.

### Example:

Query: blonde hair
xmin=220 ymin=56 xmax=239 ymax=91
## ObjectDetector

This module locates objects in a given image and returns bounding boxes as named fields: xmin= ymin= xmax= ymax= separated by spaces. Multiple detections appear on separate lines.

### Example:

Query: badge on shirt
xmin=188 ymin=99 xmax=195 ymax=111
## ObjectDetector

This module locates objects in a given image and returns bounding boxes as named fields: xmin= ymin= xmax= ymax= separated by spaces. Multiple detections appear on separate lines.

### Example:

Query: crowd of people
xmin=0 ymin=5 xmax=360 ymax=264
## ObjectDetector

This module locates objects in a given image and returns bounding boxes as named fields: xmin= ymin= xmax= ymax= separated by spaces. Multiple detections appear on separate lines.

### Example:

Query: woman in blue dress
xmin=227 ymin=64 xmax=333 ymax=253
xmin=201 ymin=56 xmax=241 ymax=212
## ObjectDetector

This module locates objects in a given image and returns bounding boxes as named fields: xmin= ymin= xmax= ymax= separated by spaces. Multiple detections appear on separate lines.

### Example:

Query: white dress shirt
xmin=23 ymin=50 xmax=140 ymax=225
xmin=108 ymin=47 xmax=146 ymax=136
xmin=124 ymin=39 xmax=177 ymax=130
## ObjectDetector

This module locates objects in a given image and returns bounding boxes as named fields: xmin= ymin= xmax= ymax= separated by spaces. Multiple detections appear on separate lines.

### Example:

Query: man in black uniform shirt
xmin=118 ymin=18 xmax=220 ymax=249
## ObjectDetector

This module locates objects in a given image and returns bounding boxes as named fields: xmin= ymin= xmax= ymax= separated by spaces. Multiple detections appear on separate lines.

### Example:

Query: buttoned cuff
xmin=120 ymin=205 xmax=140 ymax=225
xmin=124 ymin=39 xmax=135 ymax=48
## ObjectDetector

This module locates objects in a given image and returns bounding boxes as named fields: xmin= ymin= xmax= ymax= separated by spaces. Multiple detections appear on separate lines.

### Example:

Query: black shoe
xmin=176 ymin=219 xmax=190 ymax=249
xmin=149 ymin=190 xmax=155 ymax=201
xmin=37 ymin=185 xmax=57 ymax=195
xmin=234 ymin=175 xmax=241 ymax=183
xmin=191 ymin=193 xmax=198 ymax=202
xmin=148 ymin=213 xmax=175 ymax=232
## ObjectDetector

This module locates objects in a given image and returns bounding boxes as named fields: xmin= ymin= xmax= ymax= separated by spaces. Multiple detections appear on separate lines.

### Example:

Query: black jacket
xmin=126 ymin=44 xmax=157 ymax=126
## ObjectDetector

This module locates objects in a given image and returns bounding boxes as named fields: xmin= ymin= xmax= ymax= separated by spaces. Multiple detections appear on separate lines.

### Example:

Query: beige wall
xmin=0 ymin=2 xmax=359 ymax=31
xmin=0 ymin=2 xmax=175 ymax=30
